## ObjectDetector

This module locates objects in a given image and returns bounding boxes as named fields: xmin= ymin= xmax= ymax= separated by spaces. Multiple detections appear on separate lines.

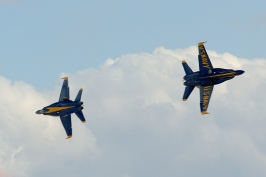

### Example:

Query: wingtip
xmin=65 ymin=136 xmax=72 ymax=139
xmin=61 ymin=76 xmax=68 ymax=80
xmin=201 ymin=111 xmax=210 ymax=115
xmin=198 ymin=41 xmax=207 ymax=46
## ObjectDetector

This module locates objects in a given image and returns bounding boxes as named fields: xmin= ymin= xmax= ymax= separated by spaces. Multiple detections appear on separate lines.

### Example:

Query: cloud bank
xmin=1 ymin=46 xmax=266 ymax=177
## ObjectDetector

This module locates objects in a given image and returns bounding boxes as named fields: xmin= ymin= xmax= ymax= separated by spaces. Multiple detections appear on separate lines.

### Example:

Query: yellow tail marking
xmin=198 ymin=41 xmax=207 ymax=46
xmin=61 ymin=77 xmax=68 ymax=80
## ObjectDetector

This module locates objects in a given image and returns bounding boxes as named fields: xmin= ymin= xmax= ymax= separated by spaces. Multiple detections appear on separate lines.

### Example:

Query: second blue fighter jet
xmin=36 ymin=77 xmax=85 ymax=139
xmin=182 ymin=42 xmax=244 ymax=114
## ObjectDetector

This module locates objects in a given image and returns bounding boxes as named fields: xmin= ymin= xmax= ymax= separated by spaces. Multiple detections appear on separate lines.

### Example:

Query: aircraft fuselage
xmin=36 ymin=100 xmax=83 ymax=117
xmin=183 ymin=68 xmax=244 ymax=87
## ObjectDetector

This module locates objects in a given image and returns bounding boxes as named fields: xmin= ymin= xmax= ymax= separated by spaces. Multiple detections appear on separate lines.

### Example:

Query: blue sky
xmin=0 ymin=0 xmax=266 ymax=88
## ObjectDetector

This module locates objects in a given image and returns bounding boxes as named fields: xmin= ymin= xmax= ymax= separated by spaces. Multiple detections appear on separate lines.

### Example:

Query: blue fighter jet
xmin=182 ymin=42 xmax=244 ymax=114
xmin=36 ymin=77 xmax=85 ymax=139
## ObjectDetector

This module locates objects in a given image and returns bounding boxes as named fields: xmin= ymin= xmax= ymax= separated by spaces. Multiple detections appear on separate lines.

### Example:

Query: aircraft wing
xmin=59 ymin=77 xmax=69 ymax=101
xmin=198 ymin=42 xmax=213 ymax=71
xmin=200 ymin=85 xmax=214 ymax=115
xmin=60 ymin=114 xmax=72 ymax=139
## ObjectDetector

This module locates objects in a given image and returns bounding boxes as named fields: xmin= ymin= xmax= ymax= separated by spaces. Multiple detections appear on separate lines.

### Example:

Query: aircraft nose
xmin=36 ymin=110 xmax=42 ymax=114
xmin=236 ymin=70 xmax=245 ymax=75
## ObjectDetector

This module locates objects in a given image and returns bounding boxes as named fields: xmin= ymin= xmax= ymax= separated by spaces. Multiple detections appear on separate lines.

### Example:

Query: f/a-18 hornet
xmin=36 ymin=77 xmax=85 ymax=139
xmin=182 ymin=42 xmax=244 ymax=114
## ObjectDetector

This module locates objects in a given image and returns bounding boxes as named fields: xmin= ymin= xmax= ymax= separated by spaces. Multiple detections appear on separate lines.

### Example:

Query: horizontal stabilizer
xmin=182 ymin=61 xmax=193 ymax=75
xmin=183 ymin=86 xmax=195 ymax=101
xmin=75 ymin=111 xmax=86 ymax=123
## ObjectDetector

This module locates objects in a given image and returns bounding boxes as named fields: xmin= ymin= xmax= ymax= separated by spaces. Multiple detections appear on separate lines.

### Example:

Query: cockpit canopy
xmin=208 ymin=68 xmax=234 ymax=74
xmin=183 ymin=73 xmax=199 ymax=80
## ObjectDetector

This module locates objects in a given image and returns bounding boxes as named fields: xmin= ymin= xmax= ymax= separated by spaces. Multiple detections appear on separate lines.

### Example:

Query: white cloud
xmin=1 ymin=46 xmax=266 ymax=177
xmin=0 ymin=76 xmax=99 ymax=177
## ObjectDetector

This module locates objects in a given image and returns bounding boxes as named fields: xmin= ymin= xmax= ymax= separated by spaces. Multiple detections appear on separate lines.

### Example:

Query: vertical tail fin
xmin=75 ymin=88 xmax=83 ymax=101
xmin=183 ymin=86 xmax=195 ymax=101
xmin=182 ymin=60 xmax=193 ymax=75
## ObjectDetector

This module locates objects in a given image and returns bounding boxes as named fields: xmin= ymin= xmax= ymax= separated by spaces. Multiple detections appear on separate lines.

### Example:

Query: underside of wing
xmin=200 ymin=85 xmax=214 ymax=115
xmin=59 ymin=77 xmax=69 ymax=101
xmin=60 ymin=114 xmax=72 ymax=139
xmin=198 ymin=42 xmax=213 ymax=71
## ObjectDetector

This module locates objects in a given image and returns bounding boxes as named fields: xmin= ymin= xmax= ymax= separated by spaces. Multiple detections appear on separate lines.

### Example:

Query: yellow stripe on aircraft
xmin=208 ymin=72 xmax=236 ymax=78
xmin=201 ymin=72 xmax=236 ymax=78
xmin=46 ymin=106 xmax=74 ymax=113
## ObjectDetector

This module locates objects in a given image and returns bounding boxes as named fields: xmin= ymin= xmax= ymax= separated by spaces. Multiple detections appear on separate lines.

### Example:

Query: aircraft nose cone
xmin=236 ymin=70 xmax=245 ymax=75
xmin=36 ymin=110 xmax=42 ymax=114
